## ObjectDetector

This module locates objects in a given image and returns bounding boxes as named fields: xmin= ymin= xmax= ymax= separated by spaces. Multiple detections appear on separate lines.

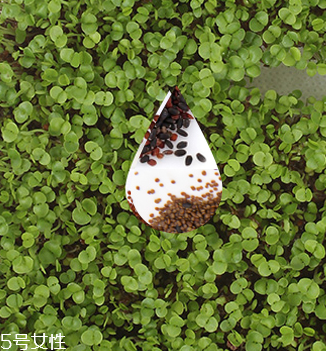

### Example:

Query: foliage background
xmin=1 ymin=0 xmax=326 ymax=350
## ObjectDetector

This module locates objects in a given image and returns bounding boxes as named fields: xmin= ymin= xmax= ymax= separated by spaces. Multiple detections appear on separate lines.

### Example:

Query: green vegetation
xmin=1 ymin=0 xmax=326 ymax=350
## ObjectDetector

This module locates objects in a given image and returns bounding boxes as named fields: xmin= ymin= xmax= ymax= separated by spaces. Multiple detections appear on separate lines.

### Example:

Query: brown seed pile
xmin=139 ymin=86 xmax=195 ymax=166
xmin=148 ymin=190 xmax=222 ymax=233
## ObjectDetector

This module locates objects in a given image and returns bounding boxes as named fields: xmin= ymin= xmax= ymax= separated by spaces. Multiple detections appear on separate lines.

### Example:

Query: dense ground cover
xmin=1 ymin=0 xmax=326 ymax=350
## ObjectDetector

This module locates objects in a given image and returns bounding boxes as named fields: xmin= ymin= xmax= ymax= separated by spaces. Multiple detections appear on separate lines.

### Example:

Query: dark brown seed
xmin=168 ymin=107 xmax=179 ymax=115
xmin=149 ymin=129 xmax=157 ymax=140
xmin=141 ymin=145 xmax=151 ymax=154
xmin=182 ymin=202 xmax=192 ymax=208
xmin=177 ymin=118 xmax=183 ymax=129
xmin=183 ymin=119 xmax=190 ymax=128
xmin=140 ymin=155 xmax=149 ymax=163
xmin=161 ymin=108 xmax=169 ymax=119
xmin=196 ymin=153 xmax=206 ymax=162
xmin=176 ymin=225 xmax=182 ymax=233
xmin=157 ymin=132 xmax=170 ymax=140
xmin=178 ymin=102 xmax=189 ymax=111
xmin=165 ymin=140 xmax=173 ymax=149
xmin=165 ymin=117 xmax=176 ymax=124
xmin=163 ymin=150 xmax=173 ymax=155
xmin=175 ymin=150 xmax=186 ymax=157
xmin=177 ymin=129 xmax=188 ymax=137
xmin=177 ymin=141 xmax=187 ymax=149
xmin=150 ymin=138 xmax=157 ymax=148
xmin=185 ymin=155 xmax=192 ymax=166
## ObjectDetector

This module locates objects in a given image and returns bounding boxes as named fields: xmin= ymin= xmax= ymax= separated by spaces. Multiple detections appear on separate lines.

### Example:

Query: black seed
xmin=179 ymin=95 xmax=186 ymax=104
xmin=183 ymin=119 xmax=190 ymax=128
xmin=149 ymin=129 xmax=157 ymax=140
xmin=177 ymin=141 xmax=187 ymax=149
xmin=178 ymin=102 xmax=189 ymax=111
xmin=168 ymin=107 xmax=179 ymax=115
xmin=170 ymin=124 xmax=176 ymax=130
xmin=177 ymin=129 xmax=188 ymax=137
xmin=161 ymin=108 xmax=169 ymax=120
xmin=157 ymin=132 xmax=170 ymax=140
xmin=156 ymin=119 xmax=163 ymax=128
xmin=185 ymin=155 xmax=192 ymax=166
xmin=140 ymin=155 xmax=149 ymax=163
xmin=165 ymin=117 xmax=176 ymax=124
xmin=176 ymin=225 xmax=182 ymax=233
xmin=142 ymin=145 xmax=151 ymax=154
xmin=150 ymin=138 xmax=157 ymax=148
xmin=162 ymin=122 xmax=171 ymax=129
xmin=177 ymin=118 xmax=183 ymax=129
xmin=196 ymin=153 xmax=206 ymax=162
xmin=175 ymin=150 xmax=186 ymax=157
xmin=182 ymin=202 xmax=192 ymax=208
xmin=165 ymin=140 xmax=173 ymax=149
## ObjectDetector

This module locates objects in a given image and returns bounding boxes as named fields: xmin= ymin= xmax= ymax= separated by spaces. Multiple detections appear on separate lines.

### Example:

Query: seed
xmin=170 ymin=133 xmax=178 ymax=141
xmin=166 ymin=98 xmax=172 ymax=108
xmin=136 ymin=186 xmax=140 ymax=190
xmin=168 ymin=107 xmax=179 ymax=115
xmin=177 ymin=118 xmax=183 ymax=129
xmin=185 ymin=155 xmax=192 ymax=166
xmin=141 ymin=145 xmax=151 ymax=154
xmin=147 ymin=159 xmax=157 ymax=166
xmin=176 ymin=225 xmax=182 ymax=233
xmin=157 ymin=132 xmax=170 ymax=140
xmin=198 ymin=179 xmax=202 ymax=183
xmin=159 ymin=183 xmax=164 ymax=187
xmin=177 ymin=129 xmax=188 ymax=137
xmin=202 ymin=171 xmax=207 ymax=176
xmin=155 ymin=178 xmax=160 ymax=182
xmin=147 ymin=189 xmax=155 ymax=194
xmin=189 ymin=174 xmax=193 ymax=177
xmin=161 ymin=108 xmax=169 ymax=120
xmin=163 ymin=150 xmax=173 ymax=155
xmin=155 ymin=198 xmax=161 ymax=204
xmin=196 ymin=153 xmax=206 ymax=162
xmin=154 ymin=115 xmax=160 ymax=121
xmin=134 ymin=172 xmax=138 ymax=175
xmin=150 ymin=138 xmax=157 ymax=148
xmin=165 ymin=117 xmax=176 ymax=124
xmin=149 ymin=129 xmax=157 ymax=140
xmin=182 ymin=202 xmax=192 ymax=208
xmin=177 ymin=141 xmax=187 ymax=149
xmin=178 ymin=102 xmax=188 ymax=111
xmin=215 ymin=172 xmax=219 ymax=175
xmin=183 ymin=119 xmax=190 ymax=128
xmin=170 ymin=124 xmax=176 ymax=130
xmin=140 ymin=155 xmax=149 ymax=163
xmin=191 ymin=186 xmax=196 ymax=190
xmin=161 ymin=126 xmax=167 ymax=133
xmin=127 ymin=191 xmax=131 ymax=195
xmin=165 ymin=140 xmax=173 ymax=149
xmin=157 ymin=153 xmax=164 ymax=159
xmin=175 ymin=150 xmax=186 ymax=157
xmin=150 ymin=213 xmax=154 ymax=217
xmin=152 ymin=148 xmax=159 ymax=156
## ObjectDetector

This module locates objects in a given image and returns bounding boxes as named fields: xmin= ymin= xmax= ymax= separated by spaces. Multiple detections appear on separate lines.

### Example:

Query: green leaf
xmin=81 ymin=328 xmax=103 ymax=346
